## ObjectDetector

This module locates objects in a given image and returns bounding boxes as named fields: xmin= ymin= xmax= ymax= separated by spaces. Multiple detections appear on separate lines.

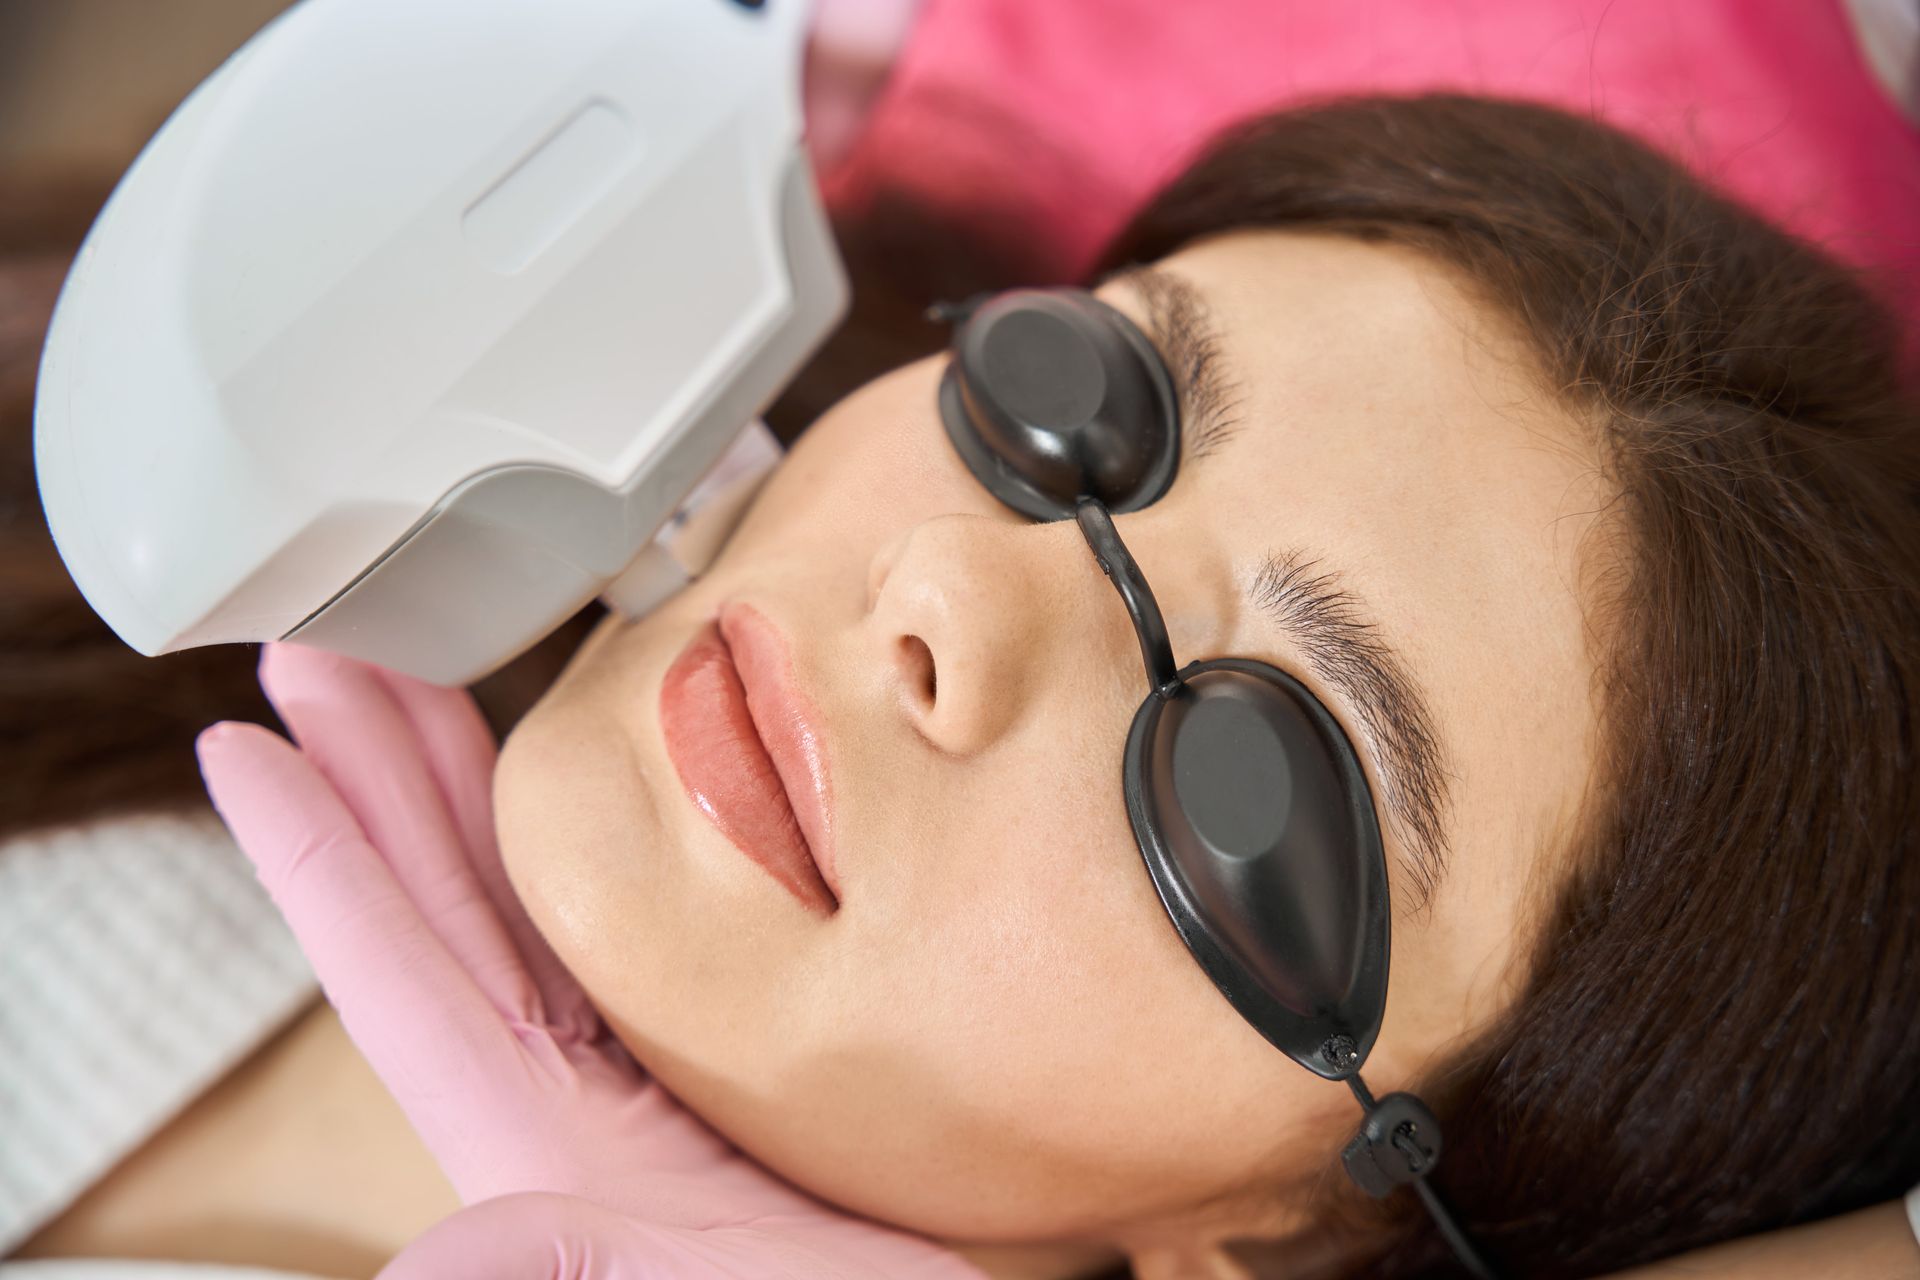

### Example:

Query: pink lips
xmin=658 ymin=602 xmax=839 ymax=915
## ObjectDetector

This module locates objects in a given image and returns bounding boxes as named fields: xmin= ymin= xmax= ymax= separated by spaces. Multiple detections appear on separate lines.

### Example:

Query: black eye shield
xmin=931 ymin=286 xmax=1503 ymax=1280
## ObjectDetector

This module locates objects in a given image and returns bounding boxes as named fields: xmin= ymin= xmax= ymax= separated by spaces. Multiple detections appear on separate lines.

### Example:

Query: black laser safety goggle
xmin=931 ymin=286 xmax=1503 ymax=1280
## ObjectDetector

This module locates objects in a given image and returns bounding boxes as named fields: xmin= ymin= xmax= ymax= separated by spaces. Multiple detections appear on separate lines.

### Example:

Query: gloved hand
xmin=197 ymin=642 xmax=987 ymax=1280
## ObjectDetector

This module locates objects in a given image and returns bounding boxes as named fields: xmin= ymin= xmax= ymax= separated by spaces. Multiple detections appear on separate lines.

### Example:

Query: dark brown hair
xmin=5 ymin=93 xmax=1917 ymax=1279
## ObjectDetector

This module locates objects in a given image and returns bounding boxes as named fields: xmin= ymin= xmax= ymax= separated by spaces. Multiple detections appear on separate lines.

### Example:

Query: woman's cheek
xmin=494 ymin=686 xmax=656 ymax=1007
xmin=746 ymin=361 xmax=955 ymax=540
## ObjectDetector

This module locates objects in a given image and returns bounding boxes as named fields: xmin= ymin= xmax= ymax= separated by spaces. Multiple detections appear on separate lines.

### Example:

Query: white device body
xmin=34 ymin=0 xmax=848 ymax=685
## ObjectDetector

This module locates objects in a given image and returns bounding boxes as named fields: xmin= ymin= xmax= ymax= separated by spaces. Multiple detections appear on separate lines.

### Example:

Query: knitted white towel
xmin=0 ymin=1262 xmax=325 ymax=1279
xmin=0 ymin=812 xmax=318 ymax=1255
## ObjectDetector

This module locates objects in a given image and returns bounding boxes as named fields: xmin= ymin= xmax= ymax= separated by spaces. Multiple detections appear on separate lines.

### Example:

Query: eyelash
xmin=1130 ymin=282 xmax=1245 ymax=468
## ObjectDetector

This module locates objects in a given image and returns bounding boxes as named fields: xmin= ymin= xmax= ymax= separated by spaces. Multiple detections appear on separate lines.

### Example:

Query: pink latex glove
xmin=196 ymin=642 xmax=986 ymax=1280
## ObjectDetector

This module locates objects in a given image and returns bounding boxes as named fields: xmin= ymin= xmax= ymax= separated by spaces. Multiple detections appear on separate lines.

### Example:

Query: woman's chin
xmin=492 ymin=668 xmax=668 ymax=992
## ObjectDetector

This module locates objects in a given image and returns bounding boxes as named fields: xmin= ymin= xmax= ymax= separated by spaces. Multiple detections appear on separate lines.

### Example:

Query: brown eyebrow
xmin=1248 ymin=550 xmax=1455 ymax=912
xmin=1096 ymin=262 xmax=1457 ymax=912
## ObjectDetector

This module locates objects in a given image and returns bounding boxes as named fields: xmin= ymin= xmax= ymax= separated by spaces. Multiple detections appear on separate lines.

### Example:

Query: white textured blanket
xmin=0 ymin=813 xmax=318 ymax=1262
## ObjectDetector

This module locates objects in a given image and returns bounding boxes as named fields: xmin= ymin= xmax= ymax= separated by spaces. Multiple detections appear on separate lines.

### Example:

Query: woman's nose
xmin=864 ymin=510 xmax=1140 ymax=757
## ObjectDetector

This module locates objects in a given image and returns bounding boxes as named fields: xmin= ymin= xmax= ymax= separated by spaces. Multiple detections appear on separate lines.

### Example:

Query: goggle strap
xmin=1074 ymin=498 xmax=1181 ymax=695
xmin=1344 ymin=1072 xmax=1505 ymax=1279
xmin=925 ymin=292 xmax=994 ymax=331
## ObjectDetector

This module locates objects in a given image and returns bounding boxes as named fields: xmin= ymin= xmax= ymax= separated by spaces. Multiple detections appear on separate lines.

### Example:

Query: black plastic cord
xmin=1346 ymin=1073 xmax=1506 ymax=1280
xmin=1074 ymin=498 xmax=1180 ymax=694
xmin=1413 ymin=1176 xmax=1503 ymax=1280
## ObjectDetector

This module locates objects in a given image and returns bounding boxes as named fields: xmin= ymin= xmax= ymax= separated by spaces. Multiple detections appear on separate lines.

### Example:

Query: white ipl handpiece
xmin=33 ymin=0 xmax=848 ymax=686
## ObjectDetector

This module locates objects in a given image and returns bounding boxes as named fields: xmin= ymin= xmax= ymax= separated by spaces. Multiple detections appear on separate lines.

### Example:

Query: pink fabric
xmin=821 ymin=0 xmax=1920 ymax=344
xmin=804 ymin=0 xmax=927 ymax=179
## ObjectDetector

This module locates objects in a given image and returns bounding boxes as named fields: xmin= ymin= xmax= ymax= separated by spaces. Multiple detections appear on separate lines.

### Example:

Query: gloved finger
xmin=258 ymin=643 xmax=544 ymax=1026
xmin=375 ymin=664 xmax=598 ymax=1043
xmin=380 ymin=1189 xmax=973 ymax=1280
xmin=377 ymin=1192 xmax=720 ymax=1280
xmin=197 ymin=720 xmax=530 ymax=1174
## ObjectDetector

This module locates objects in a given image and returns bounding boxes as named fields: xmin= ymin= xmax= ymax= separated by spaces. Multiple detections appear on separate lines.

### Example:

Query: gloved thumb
xmin=378 ymin=1190 xmax=856 ymax=1279
xmin=378 ymin=1193 xmax=680 ymax=1279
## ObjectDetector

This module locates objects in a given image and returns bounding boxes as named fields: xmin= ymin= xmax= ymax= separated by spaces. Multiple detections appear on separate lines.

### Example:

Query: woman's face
xmin=495 ymin=229 xmax=1613 ymax=1257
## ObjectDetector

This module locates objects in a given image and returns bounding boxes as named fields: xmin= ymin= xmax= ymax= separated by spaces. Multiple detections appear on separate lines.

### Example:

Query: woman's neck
xmin=945 ymin=1236 xmax=1132 ymax=1280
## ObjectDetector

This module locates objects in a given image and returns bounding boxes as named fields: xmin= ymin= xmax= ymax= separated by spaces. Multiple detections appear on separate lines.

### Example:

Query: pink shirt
xmin=818 ymin=0 xmax=1920 ymax=349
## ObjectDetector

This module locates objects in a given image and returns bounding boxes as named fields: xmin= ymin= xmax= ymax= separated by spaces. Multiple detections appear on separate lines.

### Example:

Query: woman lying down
xmin=53 ymin=94 xmax=1920 ymax=1278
